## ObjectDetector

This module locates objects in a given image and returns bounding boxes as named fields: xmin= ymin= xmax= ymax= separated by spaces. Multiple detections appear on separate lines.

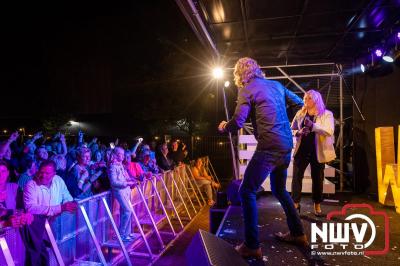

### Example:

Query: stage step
xmin=139 ymin=214 xmax=166 ymax=225
xmin=102 ymin=233 xmax=142 ymax=248
xmin=71 ymin=260 xmax=103 ymax=266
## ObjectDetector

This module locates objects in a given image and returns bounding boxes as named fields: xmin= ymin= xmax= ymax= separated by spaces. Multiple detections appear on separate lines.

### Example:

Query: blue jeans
xmin=239 ymin=150 xmax=304 ymax=249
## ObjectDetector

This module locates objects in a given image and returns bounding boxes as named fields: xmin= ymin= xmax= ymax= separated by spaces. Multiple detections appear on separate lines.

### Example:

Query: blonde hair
xmin=302 ymin=89 xmax=326 ymax=115
xmin=233 ymin=57 xmax=265 ymax=88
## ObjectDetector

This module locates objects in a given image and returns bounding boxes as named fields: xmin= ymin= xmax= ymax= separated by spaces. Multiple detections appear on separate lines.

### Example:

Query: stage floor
xmin=217 ymin=193 xmax=400 ymax=266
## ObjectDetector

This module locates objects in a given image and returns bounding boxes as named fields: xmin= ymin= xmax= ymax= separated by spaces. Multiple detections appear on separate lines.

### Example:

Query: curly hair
xmin=233 ymin=57 xmax=265 ymax=88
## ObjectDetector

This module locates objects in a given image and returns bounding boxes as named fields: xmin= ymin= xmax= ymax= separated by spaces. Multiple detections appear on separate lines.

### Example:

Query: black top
xmin=297 ymin=113 xmax=316 ymax=156
xmin=156 ymin=154 xmax=175 ymax=171
xmin=168 ymin=150 xmax=185 ymax=165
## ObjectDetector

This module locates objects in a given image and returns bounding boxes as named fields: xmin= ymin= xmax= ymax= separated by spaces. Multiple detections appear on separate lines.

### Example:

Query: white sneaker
xmin=121 ymin=235 xmax=133 ymax=242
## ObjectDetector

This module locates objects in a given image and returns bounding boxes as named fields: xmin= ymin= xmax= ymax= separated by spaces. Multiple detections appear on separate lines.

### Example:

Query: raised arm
xmin=224 ymin=88 xmax=251 ymax=132
xmin=284 ymin=85 xmax=303 ymax=110
xmin=0 ymin=131 xmax=19 ymax=157
xmin=59 ymin=134 xmax=68 ymax=156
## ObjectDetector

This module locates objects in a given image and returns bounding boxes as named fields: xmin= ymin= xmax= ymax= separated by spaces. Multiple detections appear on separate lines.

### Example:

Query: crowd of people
xmin=0 ymin=131 xmax=218 ymax=265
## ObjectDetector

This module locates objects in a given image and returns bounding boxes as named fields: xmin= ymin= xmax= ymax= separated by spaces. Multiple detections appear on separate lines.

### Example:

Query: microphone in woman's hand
xmin=304 ymin=116 xmax=313 ymax=128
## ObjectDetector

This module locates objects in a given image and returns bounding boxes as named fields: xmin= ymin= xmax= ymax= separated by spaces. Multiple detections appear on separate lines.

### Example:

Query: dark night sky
xmin=0 ymin=1 xmax=229 ymax=134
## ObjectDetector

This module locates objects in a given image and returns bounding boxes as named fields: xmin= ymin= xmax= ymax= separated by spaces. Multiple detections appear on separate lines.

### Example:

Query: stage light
xmin=397 ymin=32 xmax=400 ymax=40
xmin=212 ymin=67 xmax=223 ymax=79
xmin=375 ymin=49 xmax=383 ymax=57
xmin=383 ymin=55 xmax=394 ymax=62
xmin=360 ymin=64 xmax=366 ymax=73
xmin=224 ymin=81 xmax=230 ymax=87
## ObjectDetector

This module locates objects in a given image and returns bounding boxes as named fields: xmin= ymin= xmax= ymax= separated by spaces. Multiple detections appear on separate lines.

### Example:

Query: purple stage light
xmin=375 ymin=49 xmax=383 ymax=57
xmin=397 ymin=32 xmax=400 ymax=40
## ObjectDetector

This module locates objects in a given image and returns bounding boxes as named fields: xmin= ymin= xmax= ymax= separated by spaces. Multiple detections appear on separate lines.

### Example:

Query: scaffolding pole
xmin=339 ymin=64 xmax=344 ymax=192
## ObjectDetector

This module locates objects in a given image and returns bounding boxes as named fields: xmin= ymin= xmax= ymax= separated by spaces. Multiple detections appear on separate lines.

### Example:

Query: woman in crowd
xmin=89 ymin=150 xmax=109 ymax=193
xmin=124 ymin=150 xmax=145 ymax=181
xmin=0 ymin=160 xmax=34 ymax=228
xmin=291 ymin=90 xmax=336 ymax=216
xmin=51 ymin=154 xmax=67 ymax=180
xmin=138 ymin=149 xmax=159 ymax=174
xmin=168 ymin=140 xmax=186 ymax=166
xmin=191 ymin=158 xmax=220 ymax=206
xmin=17 ymin=159 xmax=37 ymax=191
xmin=108 ymin=147 xmax=136 ymax=241
xmin=65 ymin=147 xmax=98 ymax=199
xmin=34 ymin=146 xmax=48 ymax=167
xmin=156 ymin=143 xmax=174 ymax=171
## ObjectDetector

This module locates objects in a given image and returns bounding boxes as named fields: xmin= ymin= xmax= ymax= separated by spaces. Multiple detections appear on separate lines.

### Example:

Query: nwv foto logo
xmin=310 ymin=204 xmax=389 ymax=256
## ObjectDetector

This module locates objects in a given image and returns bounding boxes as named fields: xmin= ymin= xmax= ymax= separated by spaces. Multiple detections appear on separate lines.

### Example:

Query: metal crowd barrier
xmin=0 ymin=164 xmax=207 ymax=266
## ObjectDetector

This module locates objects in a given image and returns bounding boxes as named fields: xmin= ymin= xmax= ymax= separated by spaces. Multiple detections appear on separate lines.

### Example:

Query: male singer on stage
xmin=218 ymin=57 xmax=309 ymax=259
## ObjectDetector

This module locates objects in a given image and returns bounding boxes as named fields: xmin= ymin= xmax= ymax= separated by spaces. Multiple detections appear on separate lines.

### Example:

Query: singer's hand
xmin=297 ymin=127 xmax=310 ymax=137
xmin=304 ymin=116 xmax=313 ymax=128
xmin=218 ymin=121 xmax=227 ymax=133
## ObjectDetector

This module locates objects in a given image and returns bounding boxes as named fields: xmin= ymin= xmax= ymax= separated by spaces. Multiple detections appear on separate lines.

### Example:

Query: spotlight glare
xmin=397 ymin=32 xmax=400 ymax=40
xmin=224 ymin=81 xmax=230 ymax=87
xmin=212 ymin=67 xmax=223 ymax=79
xmin=375 ymin=49 xmax=383 ymax=57
xmin=383 ymin=55 xmax=394 ymax=63
xmin=360 ymin=64 xmax=365 ymax=73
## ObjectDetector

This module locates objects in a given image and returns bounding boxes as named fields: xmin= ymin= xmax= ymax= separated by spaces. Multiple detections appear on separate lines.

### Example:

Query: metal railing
xmin=0 ymin=164 xmax=209 ymax=266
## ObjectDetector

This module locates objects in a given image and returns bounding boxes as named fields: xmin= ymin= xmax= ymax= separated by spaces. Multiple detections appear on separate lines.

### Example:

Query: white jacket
xmin=291 ymin=109 xmax=336 ymax=163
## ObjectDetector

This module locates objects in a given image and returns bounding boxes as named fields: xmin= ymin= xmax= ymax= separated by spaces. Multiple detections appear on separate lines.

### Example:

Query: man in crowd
xmin=23 ymin=160 xmax=77 ymax=266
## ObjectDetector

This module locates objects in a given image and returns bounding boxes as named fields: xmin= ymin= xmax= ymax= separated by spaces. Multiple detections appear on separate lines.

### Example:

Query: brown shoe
xmin=235 ymin=242 xmax=262 ymax=259
xmin=207 ymin=199 xmax=215 ymax=206
xmin=274 ymin=232 xmax=309 ymax=247
xmin=314 ymin=203 xmax=324 ymax=217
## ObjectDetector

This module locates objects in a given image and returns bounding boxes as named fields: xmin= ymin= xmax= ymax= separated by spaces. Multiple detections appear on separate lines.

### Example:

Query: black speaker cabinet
xmin=209 ymin=206 xmax=226 ymax=234
xmin=185 ymin=229 xmax=248 ymax=266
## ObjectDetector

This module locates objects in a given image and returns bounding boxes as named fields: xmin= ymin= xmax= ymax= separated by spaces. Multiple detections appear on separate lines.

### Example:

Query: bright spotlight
xmin=360 ymin=64 xmax=365 ymax=73
xmin=375 ymin=49 xmax=383 ymax=57
xmin=383 ymin=55 xmax=394 ymax=63
xmin=397 ymin=32 xmax=400 ymax=40
xmin=69 ymin=120 xmax=78 ymax=126
xmin=224 ymin=81 xmax=230 ymax=87
xmin=212 ymin=67 xmax=223 ymax=79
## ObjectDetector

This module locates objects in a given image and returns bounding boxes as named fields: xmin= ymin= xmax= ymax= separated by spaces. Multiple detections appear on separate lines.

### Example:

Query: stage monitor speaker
xmin=227 ymin=179 xmax=241 ymax=206
xmin=185 ymin=229 xmax=248 ymax=266
xmin=209 ymin=206 xmax=226 ymax=234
